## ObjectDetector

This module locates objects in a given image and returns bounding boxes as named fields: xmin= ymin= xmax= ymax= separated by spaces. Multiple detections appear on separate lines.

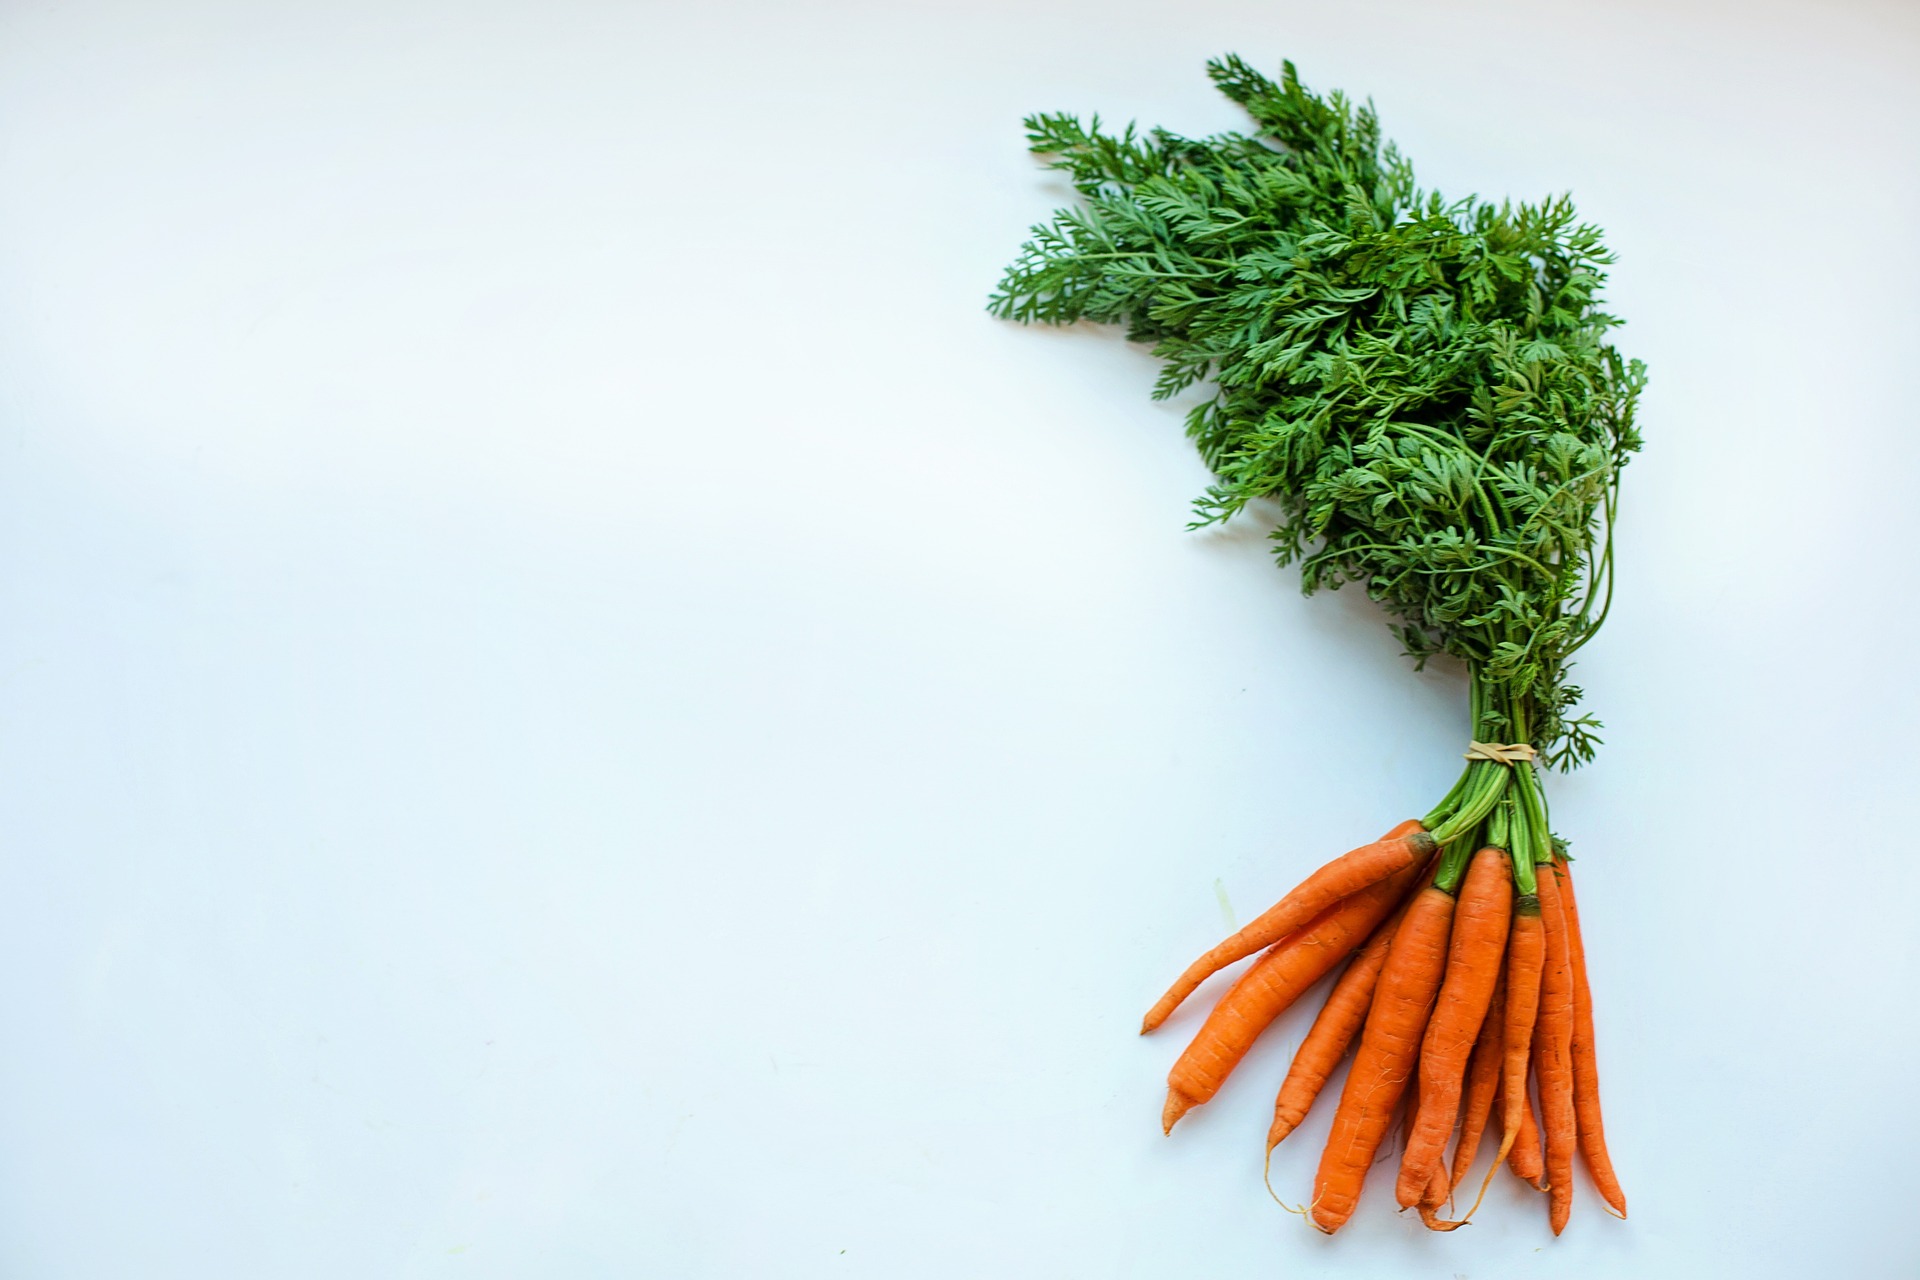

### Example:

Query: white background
xmin=1 ymin=1 xmax=1916 ymax=1276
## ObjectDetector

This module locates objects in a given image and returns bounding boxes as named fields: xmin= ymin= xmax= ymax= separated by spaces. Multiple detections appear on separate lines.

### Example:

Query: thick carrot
xmin=1558 ymin=857 xmax=1627 ymax=1217
xmin=1463 ymin=892 xmax=1545 ymax=1218
xmin=1534 ymin=862 xmax=1578 ymax=1234
xmin=1449 ymin=961 xmax=1507 ymax=1191
xmin=1161 ymin=857 xmax=1427 ymax=1130
xmin=1396 ymin=846 xmax=1512 ymax=1208
xmin=1308 ymin=883 xmax=1454 ymax=1234
xmin=1265 ymin=877 xmax=1425 ymax=1150
xmin=1143 ymin=823 xmax=1436 ymax=1033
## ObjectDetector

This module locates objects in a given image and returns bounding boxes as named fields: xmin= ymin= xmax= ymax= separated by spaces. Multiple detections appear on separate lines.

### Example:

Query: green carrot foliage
xmin=991 ymin=56 xmax=1644 ymax=767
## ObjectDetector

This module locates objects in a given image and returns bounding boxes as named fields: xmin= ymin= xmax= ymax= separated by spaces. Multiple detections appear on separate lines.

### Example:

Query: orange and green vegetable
xmin=992 ymin=55 xmax=1640 ymax=1236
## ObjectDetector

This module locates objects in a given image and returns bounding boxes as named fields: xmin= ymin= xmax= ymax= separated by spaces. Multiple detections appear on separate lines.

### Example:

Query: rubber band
xmin=1463 ymin=741 xmax=1538 ymax=765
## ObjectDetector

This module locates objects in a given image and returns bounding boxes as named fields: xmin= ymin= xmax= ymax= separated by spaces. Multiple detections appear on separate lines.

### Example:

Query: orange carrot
xmin=1161 ymin=857 xmax=1427 ymax=1130
xmin=1559 ymin=857 xmax=1627 ymax=1217
xmin=1399 ymin=1068 xmax=1419 ymax=1162
xmin=1424 ymin=1161 xmax=1450 ymax=1210
xmin=1534 ymin=862 xmax=1577 ymax=1234
xmin=1464 ymin=890 xmax=1545 ymax=1218
xmin=1449 ymin=960 xmax=1507 ymax=1191
xmin=1396 ymin=846 xmax=1513 ymax=1208
xmin=1508 ymin=1071 xmax=1547 ymax=1191
xmin=1265 ymin=877 xmax=1425 ymax=1150
xmin=1308 ymin=883 xmax=1454 ymax=1234
xmin=1487 ymin=1075 xmax=1546 ymax=1191
xmin=1416 ymin=1183 xmax=1464 ymax=1230
xmin=1414 ymin=1093 xmax=1461 ymax=1231
xmin=1493 ymin=898 xmax=1545 ymax=1158
xmin=1143 ymin=823 xmax=1436 ymax=1033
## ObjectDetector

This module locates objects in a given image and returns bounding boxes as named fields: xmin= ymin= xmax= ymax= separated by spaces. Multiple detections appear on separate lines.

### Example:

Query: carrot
xmin=1143 ymin=823 xmax=1436 ymax=1033
xmin=1485 ymin=1075 xmax=1546 ymax=1191
xmin=1533 ymin=862 xmax=1577 ymax=1234
xmin=1414 ymin=1091 xmax=1461 ymax=1231
xmin=1399 ymin=1068 xmax=1419 ymax=1163
xmin=1265 ymin=878 xmax=1424 ymax=1150
xmin=1463 ymin=891 xmax=1545 ymax=1218
xmin=1449 ymin=961 xmax=1507 ymax=1191
xmin=1508 ymin=1073 xmax=1547 ymax=1191
xmin=1559 ymin=857 xmax=1627 ymax=1217
xmin=1396 ymin=846 xmax=1512 ymax=1208
xmin=1308 ymin=883 xmax=1454 ymax=1234
xmin=1161 ymin=857 xmax=1427 ymax=1130
xmin=1423 ymin=1161 xmax=1451 ymax=1211
xmin=1416 ymin=1179 xmax=1464 ymax=1230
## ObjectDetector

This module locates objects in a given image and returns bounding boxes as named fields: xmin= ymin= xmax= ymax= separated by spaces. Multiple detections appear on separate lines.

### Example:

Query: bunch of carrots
xmin=1148 ymin=741 xmax=1626 ymax=1233
xmin=988 ymin=56 xmax=1644 ymax=1236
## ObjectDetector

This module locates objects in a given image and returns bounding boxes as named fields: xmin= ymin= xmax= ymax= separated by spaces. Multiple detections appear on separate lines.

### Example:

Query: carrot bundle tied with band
xmin=992 ymin=53 xmax=1639 ymax=1241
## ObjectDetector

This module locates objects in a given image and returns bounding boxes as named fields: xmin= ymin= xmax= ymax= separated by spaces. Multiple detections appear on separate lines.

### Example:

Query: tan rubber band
xmin=1464 ymin=741 xmax=1538 ymax=765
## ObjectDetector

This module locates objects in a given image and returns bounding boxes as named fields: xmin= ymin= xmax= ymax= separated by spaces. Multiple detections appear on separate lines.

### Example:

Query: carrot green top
xmin=990 ymin=57 xmax=1643 ymax=777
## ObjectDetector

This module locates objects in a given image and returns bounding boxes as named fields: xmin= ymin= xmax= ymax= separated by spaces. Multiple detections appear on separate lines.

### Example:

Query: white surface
xmin=1 ymin=1 xmax=1917 ymax=1276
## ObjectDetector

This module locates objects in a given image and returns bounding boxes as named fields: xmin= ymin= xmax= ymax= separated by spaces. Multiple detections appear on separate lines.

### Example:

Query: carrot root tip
xmin=1264 ymin=1152 xmax=1313 ymax=1220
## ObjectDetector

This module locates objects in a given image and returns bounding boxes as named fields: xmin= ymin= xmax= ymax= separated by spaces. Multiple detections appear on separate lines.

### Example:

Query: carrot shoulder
xmin=1559 ymin=857 xmax=1627 ymax=1217
xmin=1142 ymin=823 xmax=1435 ymax=1034
xmin=1308 ymin=883 xmax=1454 ymax=1234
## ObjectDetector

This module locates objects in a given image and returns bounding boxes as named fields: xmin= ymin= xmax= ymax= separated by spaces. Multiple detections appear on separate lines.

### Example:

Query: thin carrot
xmin=1265 ymin=877 xmax=1424 ymax=1150
xmin=1415 ymin=1094 xmax=1460 ymax=1231
xmin=1558 ymin=857 xmax=1627 ymax=1217
xmin=1416 ymin=1181 xmax=1464 ymax=1231
xmin=1486 ymin=1076 xmax=1546 ymax=1191
xmin=1463 ymin=890 xmax=1545 ymax=1219
xmin=1399 ymin=1069 xmax=1419 ymax=1163
xmin=1308 ymin=883 xmax=1454 ymax=1234
xmin=1396 ymin=846 xmax=1512 ymax=1208
xmin=1143 ymin=823 xmax=1436 ymax=1034
xmin=1449 ymin=961 xmax=1507 ymax=1191
xmin=1161 ymin=857 xmax=1427 ymax=1130
xmin=1509 ymin=1072 xmax=1547 ymax=1191
xmin=1423 ymin=1161 xmax=1450 ymax=1210
xmin=1534 ymin=862 xmax=1578 ymax=1234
